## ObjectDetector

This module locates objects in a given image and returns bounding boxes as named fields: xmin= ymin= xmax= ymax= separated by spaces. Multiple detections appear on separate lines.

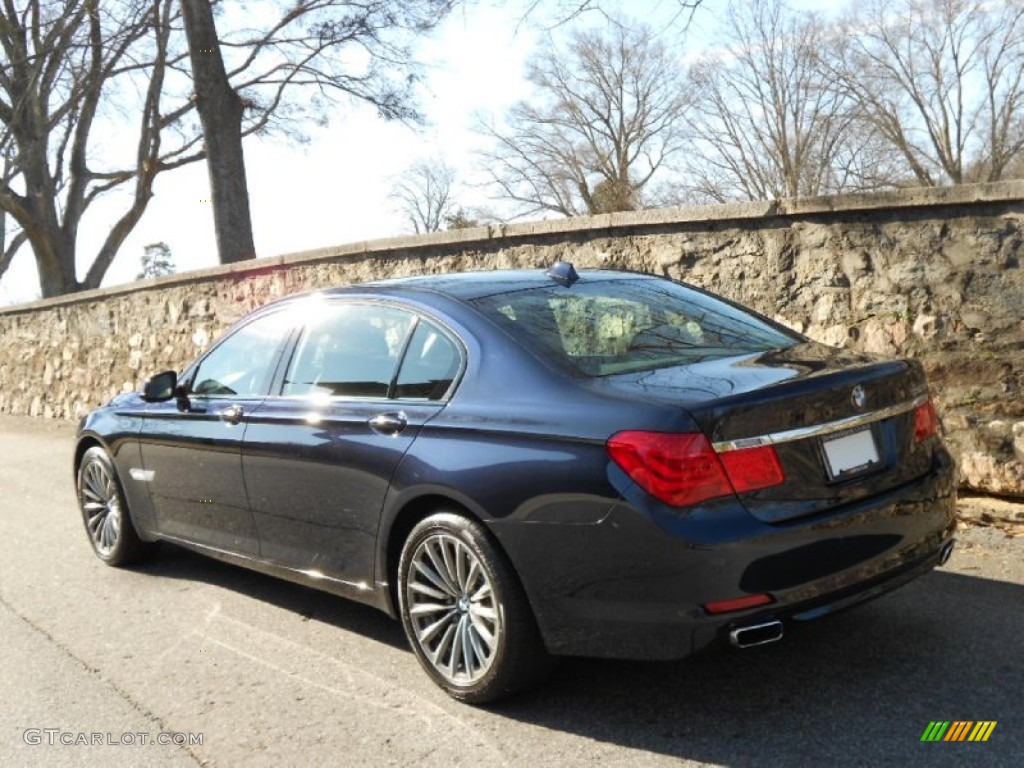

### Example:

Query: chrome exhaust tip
xmin=729 ymin=620 xmax=784 ymax=649
xmin=938 ymin=540 xmax=954 ymax=566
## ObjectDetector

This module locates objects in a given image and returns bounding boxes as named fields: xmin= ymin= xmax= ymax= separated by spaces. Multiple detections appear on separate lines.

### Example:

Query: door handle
xmin=368 ymin=411 xmax=407 ymax=436
xmin=219 ymin=404 xmax=244 ymax=425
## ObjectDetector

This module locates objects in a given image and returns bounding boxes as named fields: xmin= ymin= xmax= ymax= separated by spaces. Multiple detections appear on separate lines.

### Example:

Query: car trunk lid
xmin=595 ymin=342 xmax=937 ymax=523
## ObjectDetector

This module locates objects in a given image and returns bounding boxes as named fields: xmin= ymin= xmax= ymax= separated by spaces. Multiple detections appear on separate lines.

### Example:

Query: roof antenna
xmin=546 ymin=261 xmax=579 ymax=286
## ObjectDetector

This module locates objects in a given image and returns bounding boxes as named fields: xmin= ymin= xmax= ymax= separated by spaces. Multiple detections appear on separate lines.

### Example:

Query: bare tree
xmin=686 ymin=0 xmax=883 ymax=202
xmin=181 ymin=0 xmax=254 ymax=264
xmin=182 ymin=0 xmax=456 ymax=265
xmin=0 ymin=0 xmax=202 ymax=297
xmin=524 ymin=0 xmax=704 ymax=30
xmin=390 ymin=157 xmax=457 ymax=234
xmin=834 ymin=0 xmax=1024 ymax=186
xmin=0 ymin=143 xmax=25 ymax=282
xmin=477 ymin=18 xmax=694 ymax=218
xmin=0 ymin=0 xmax=458 ymax=297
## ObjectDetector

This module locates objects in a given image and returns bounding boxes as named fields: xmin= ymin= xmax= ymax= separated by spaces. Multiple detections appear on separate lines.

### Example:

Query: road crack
xmin=0 ymin=590 xmax=206 ymax=766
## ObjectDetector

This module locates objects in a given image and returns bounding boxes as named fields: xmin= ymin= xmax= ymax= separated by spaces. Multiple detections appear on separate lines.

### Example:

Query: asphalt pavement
xmin=0 ymin=415 xmax=1021 ymax=767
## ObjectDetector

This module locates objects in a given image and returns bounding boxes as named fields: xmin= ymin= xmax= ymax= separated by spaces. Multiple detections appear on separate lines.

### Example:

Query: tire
xmin=397 ymin=512 xmax=554 ymax=704
xmin=77 ymin=446 xmax=156 ymax=567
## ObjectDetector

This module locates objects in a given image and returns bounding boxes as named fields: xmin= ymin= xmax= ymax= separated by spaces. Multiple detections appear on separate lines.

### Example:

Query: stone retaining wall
xmin=2 ymin=182 xmax=1022 ymax=497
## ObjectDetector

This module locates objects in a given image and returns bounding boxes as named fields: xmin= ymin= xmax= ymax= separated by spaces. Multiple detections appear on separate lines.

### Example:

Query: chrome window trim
xmin=712 ymin=394 xmax=929 ymax=453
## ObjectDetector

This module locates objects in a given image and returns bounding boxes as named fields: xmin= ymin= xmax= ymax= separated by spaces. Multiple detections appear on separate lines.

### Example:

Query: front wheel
xmin=397 ymin=512 xmax=553 ymax=704
xmin=77 ymin=446 xmax=156 ymax=566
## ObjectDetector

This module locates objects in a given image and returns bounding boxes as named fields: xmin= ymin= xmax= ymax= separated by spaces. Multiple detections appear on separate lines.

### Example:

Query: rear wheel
xmin=77 ymin=446 xmax=156 ymax=566
xmin=398 ymin=512 xmax=553 ymax=704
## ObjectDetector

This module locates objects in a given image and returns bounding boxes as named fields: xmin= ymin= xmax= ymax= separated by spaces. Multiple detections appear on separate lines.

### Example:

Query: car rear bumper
xmin=489 ymin=448 xmax=957 ymax=660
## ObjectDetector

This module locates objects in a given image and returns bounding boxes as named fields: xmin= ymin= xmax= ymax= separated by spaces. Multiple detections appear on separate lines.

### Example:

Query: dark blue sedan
xmin=75 ymin=264 xmax=957 ymax=703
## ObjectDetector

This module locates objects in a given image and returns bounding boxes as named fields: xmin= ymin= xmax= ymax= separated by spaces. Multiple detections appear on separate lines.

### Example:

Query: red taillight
xmin=704 ymin=593 xmax=774 ymax=615
xmin=913 ymin=399 xmax=940 ymax=442
xmin=719 ymin=444 xmax=785 ymax=494
xmin=607 ymin=431 xmax=785 ymax=507
xmin=607 ymin=431 xmax=732 ymax=507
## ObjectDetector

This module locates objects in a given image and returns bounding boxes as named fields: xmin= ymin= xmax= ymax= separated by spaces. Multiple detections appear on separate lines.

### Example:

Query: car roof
xmin=257 ymin=267 xmax=660 ymax=315
xmin=351 ymin=267 xmax=652 ymax=301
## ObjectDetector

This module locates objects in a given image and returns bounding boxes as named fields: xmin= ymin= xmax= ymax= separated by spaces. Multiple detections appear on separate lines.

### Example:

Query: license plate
xmin=822 ymin=428 xmax=880 ymax=480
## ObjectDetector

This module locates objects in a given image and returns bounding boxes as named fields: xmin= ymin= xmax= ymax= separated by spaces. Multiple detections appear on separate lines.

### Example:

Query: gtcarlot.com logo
xmin=920 ymin=721 xmax=997 ymax=742
xmin=23 ymin=729 xmax=203 ymax=747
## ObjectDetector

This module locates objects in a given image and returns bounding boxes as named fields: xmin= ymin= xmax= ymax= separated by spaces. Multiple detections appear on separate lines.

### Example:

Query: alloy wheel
xmin=79 ymin=458 xmax=122 ymax=557
xmin=405 ymin=532 xmax=501 ymax=686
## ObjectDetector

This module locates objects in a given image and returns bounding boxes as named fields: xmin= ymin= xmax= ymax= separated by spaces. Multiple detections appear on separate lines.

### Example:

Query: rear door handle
xmin=219 ymin=404 xmax=244 ymax=425
xmin=368 ymin=411 xmax=407 ymax=436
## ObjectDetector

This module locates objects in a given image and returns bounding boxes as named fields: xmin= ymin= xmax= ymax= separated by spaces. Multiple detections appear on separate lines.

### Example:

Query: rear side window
xmin=471 ymin=277 xmax=800 ymax=377
xmin=395 ymin=321 xmax=459 ymax=400
xmin=283 ymin=304 xmax=413 ymax=398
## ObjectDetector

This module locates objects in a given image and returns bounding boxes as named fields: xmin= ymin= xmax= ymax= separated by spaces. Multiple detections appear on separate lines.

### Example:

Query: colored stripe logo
xmin=921 ymin=721 xmax=997 ymax=742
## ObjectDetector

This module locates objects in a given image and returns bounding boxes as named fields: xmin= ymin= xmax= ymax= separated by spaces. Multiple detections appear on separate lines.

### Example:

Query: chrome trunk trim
xmin=712 ymin=394 xmax=929 ymax=453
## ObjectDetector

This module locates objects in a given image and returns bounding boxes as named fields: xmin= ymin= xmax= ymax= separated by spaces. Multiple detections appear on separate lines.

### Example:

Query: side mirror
xmin=143 ymin=370 xmax=178 ymax=402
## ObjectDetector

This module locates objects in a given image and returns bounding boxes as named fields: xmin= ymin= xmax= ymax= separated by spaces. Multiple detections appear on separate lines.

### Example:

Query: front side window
xmin=283 ymin=304 xmax=414 ymax=398
xmin=471 ymin=277 xmax=801 ymax=377
xmin=191 ymin=312 xmax=293 ymax=397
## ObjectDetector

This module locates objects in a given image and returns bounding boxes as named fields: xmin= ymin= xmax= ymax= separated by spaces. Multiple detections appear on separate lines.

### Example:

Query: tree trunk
xmin=30 ymin=224 xmax=79 ymax=297
xmin=21 ymin=147 xmax=80 ymax=297
xmin=180 ymin=0 xmax=255 ymax=264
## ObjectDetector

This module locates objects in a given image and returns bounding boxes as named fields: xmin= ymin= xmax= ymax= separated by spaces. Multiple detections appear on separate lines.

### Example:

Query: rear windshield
xmin=469 ymin=277 xmax=801 ymax=377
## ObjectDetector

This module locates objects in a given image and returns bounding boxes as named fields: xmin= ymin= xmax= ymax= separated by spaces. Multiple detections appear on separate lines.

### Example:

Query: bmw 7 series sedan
xmin=75 ymin=264 xmax=957 ymax=703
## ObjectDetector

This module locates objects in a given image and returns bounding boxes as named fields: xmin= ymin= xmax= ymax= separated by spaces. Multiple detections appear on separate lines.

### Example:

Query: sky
xmin=0 ymin=0 xmax=847 ymax=306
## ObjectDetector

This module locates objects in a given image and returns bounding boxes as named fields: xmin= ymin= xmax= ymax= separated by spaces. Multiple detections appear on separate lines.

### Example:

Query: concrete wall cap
xmin=3 ymin=180 xmax=1024 ymax=317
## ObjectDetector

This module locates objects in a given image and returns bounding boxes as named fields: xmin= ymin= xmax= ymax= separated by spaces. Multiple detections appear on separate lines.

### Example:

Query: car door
xmin=139 ymin=309 xmax=294 ymax=554
xmin=242 ymin=301 xmax=462 ymax=590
